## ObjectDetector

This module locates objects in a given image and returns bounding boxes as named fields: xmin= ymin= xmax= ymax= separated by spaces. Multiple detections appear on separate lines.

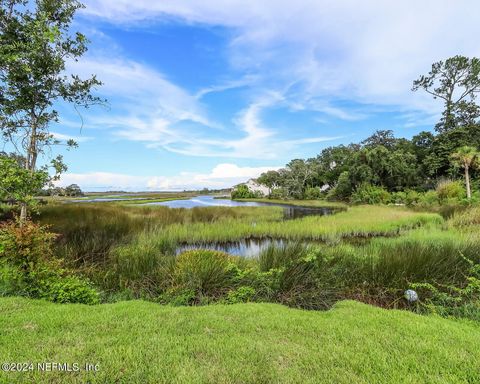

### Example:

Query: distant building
xmin=234 ymin=178 xmax=269 ymax=196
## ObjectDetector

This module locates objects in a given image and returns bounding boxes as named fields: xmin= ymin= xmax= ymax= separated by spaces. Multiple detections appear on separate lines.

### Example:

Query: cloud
xmin=56 ymin=163 xmax=282 ymax=191
xmin=162 ymin=93 xmax=342 ymax=158
xmin=81 ymin=0 xmax=480 ymax=116
xmin=69 ymin=57 xmax=340 ymax=158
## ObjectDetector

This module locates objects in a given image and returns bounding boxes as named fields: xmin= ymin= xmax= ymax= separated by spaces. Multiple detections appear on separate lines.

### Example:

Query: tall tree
xmin=412 ymin=56 xmax=480 ymax=133
xmin=0 ymin=0 xmax=103 ymax=220
xmin=450 ymin=146 xmax=479 ymax=199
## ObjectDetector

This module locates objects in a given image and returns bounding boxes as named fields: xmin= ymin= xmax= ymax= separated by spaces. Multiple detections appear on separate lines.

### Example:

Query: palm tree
xmin=450 ymin=146 xmax=480 ymax=199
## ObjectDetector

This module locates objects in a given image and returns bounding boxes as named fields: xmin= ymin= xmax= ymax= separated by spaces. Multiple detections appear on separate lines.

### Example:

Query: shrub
xmin=390 ymin=191 xmax=407 ymax=204
xmin=110 ymin=235 xmax=176 ymax=295
xmin=258 ymin=242 xmax=311 ymax=272
xmin=304 ymin=187 xmax=323 ymax=200
xmin=436 ymin=179 xmax=465 ymax=203
xmin=231 ymin=184 xmax=263 ymax=199
xmin=0 ymin=220 xmax=57 ymax=271
xmin=410 ymin=257 xmax=480 ymax=321
xmin=269 ymin=188 xmax=287 ymax=199
xmin=351 ymin=184 xmax=391 ymax=204
xmin=327 ymin=171 xmax=352 ymax=201
xmin=226 ymin=286 xmax=256 ymax=304
xmin=157 ymin=287 xmax=196 ymax=306
xmin=418 ymin=191 xmax=439 ymax=206
xmin=0 ymin=220 xmax=100 ymax=304
xmin=173 ymin=250 xmax=235 ymax=299
xmin=35 ymin=274 xmax=100 ymax=304
xmin=404 ymin=190 xmax=421 ymax=206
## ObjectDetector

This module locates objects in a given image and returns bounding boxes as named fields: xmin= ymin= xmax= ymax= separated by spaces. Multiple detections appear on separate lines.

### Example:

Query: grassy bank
xmin=1 ymin=297 xmax=479 ymax=384
xmin=235 ymin=197 xmax=348 ymax=209
xmin=143 ymin=205 xmax=441 ymax=244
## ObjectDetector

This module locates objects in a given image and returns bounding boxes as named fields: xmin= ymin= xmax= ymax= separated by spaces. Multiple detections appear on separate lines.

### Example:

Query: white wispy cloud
xmin=81 ymin=0 xmax=480 ymax=116
xmin=68 ymin=55 xmax=340 ymax=159
xmin=56 ymin=163 xmax=281 ymax=191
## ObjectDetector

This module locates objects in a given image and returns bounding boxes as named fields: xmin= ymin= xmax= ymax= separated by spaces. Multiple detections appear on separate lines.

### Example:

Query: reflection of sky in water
xmin=176 ymin=239 xmax=288 ymax=258
xmin=146 ymin=195 xmax=266 ymax=208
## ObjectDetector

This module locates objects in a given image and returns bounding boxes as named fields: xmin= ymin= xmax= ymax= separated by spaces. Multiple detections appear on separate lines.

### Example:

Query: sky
xmin=44 ymin=0 xmax=480 ymax=191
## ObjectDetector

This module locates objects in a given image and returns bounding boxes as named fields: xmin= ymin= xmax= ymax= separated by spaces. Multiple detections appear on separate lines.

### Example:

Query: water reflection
xmin=145 ymin=195 xmax=337 ymax=220
xmin=176 ymin=238 xmax=288 ymax=258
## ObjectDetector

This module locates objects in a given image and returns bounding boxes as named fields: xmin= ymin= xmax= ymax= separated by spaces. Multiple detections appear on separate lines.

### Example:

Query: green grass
xmin=0 ymin=297 xmax=479 ymax=384
xmin=155 ymin=205 xmax=441 ymax=244
xmin=235 ymin=197 xmax=348 ymax=209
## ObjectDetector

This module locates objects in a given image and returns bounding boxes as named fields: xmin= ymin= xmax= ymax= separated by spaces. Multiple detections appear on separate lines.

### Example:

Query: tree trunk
xmin=465 ymin=164 xmax=471 ymax=199
xmin=20 ymin=116 xmax=38 ymax=223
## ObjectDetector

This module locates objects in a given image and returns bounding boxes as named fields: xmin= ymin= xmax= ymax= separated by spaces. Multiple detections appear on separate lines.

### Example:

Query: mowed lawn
xmin=1 ymin=298 xmax=479 ymax=383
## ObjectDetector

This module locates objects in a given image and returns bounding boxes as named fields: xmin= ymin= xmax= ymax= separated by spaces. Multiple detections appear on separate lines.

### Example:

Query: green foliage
xmin=0 ymin=220 xmax=57 ymax=271
xmin=231 ymin=184 xmax=262 ymax=199
xmin=304 ymin=186 xmax=322 ymax=199
xmin=226 ymin=286 xmax=256 ymax=304
xmin=0 ymin=220 xmax=99 ymax=304
xmin=436 ymin=179 xmax=465 ymax=202
xmin=327 ymin=170 xmax=352 ymax=201
xmin=34 ymin=274 xmax=99 ymax=305
xmin=0 ymin=0 xmax=103 ymax=219
xmin=411 ymin=257 xmax=480 ymax=321
xmin=258 ymin=242 xmax=311 ymax=272
xmin=0 ymin=156 xmax=49 ymax=210
xmin=413 ymin=56 xmax=480 ymax=133
xmin=351 ymin=184 xmax=391 ymax=204
xmin=157 ymin=287 xmax=196 ymax=306
xmin=173 ymin=250 xmax=235 ymax=299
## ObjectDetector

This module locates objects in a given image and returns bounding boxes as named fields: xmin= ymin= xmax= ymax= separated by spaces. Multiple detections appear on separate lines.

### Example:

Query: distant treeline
xmin=256 ymin=56 xmax=480 ymax=201
xmin=257 ymin=126 xmax=480 ymax=200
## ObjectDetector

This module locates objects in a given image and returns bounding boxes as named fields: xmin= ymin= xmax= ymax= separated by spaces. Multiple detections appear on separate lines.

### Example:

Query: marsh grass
xmin=258 ymin=242 xmax=311 ymax=271
xmin=32 ymin=202 xmax=476 ymax=315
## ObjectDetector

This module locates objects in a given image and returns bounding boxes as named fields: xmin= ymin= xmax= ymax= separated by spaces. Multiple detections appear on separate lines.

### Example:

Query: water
xmin=149 ymin=195 xmax=341 ymax=257
xmin=176 ymin=238 xmax=288 ymax=258
xmin=71 ymin=197 xmax=149 ymax=202
xmin=143 ymin=195 xmax=337 ymax=220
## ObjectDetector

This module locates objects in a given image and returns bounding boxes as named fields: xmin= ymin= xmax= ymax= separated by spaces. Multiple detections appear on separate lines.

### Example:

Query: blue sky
xmin=48 ymin=1 xmax=480 ymax=191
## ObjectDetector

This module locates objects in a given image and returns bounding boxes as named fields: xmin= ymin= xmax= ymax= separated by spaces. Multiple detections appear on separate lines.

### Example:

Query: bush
xmin=351 ymin=184 xmax=391 ymax=204
xmin=404 ymin=190 xmax=421 ymax=206
xmin=110 ymin=236 xmax=176 ymax=296
xmin=390 ymin=191 xmax=406 ymax=204
xmin=327 ymin=171 xmax=352 ymax=201
xmin=173 ymin=250 xmax=235 ymax=299
xmin=35 ymin=274 xmax=100 ymax=304
xmin=0 ymin=220 xmax=57 ymax=271
xmin=231 ymin=184 xmax=262 ymax=199
xmin=410 ymin=257 xmax=480 ymax=321
xmin=418 ymin=191 xmax=439 ymax=207
xmin=436 ymin=179 xmax=465 ymax=203
xmin=258 ymin=242 xmax=311 ymax=272
xmin=269 ymin=188 xmax=287 ymax=199
xmin=304 ymin=187 xmax=322 ymax=200
xmin=226 ymin=286 xmax=256 ymax=304
xmin=0 ymin=220 xmax=100 ymax=304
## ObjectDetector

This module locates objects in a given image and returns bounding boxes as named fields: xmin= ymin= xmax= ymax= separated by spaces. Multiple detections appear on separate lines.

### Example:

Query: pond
xmin=175 ymin=238 xmax=289 ymax=258
xmin=144 ymin=195 xmax=341 ymax=257
xmin=143 ymin=195 xmax=338 ymax=220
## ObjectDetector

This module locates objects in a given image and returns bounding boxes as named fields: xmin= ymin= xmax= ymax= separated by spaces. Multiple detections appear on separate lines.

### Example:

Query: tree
xmin=450 ymin=146 xmax=480 ymax=199
xmin=64 ymin=183 xmax=82 ymax=197
xmin=257 ymin=170 xmax=281 ymax=196
xmin=412 ymin=56 xmax=480 ymax=133
xmin=0 ymin=155 xmax=49 ymax=209
xmin=0 ymin=0 xmax=103 ymax=220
